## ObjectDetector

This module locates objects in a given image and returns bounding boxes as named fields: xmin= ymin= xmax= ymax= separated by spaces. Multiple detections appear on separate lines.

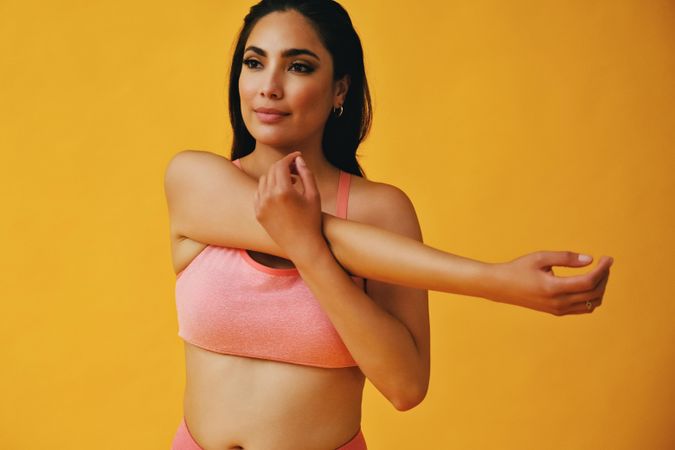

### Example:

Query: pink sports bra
xmin=175 ymin=158 xmax=365 ymax=368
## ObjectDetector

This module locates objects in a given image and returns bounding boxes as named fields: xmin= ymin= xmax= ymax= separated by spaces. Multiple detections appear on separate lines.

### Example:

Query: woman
xmin=165 ymin=1 xmax=613 ymax=449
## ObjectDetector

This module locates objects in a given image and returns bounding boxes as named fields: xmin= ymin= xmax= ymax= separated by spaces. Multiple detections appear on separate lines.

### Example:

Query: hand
xmin=253 ymin=151 xmax=328 ymax=264
xmin=489 ymin=251 xmax=614 ymax=315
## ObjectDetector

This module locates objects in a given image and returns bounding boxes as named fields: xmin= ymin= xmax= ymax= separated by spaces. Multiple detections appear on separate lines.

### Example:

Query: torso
xmin=171 ymin=160 xmax=375 ymax=450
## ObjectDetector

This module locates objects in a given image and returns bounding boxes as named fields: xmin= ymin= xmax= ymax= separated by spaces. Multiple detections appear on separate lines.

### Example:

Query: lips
xmin=254 ymin=107 xmax=290 ymax=124
xmin=255 ymin=107 xmax=290 ymax=115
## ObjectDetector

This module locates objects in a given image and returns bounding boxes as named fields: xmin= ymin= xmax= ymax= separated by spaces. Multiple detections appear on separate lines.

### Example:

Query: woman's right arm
xmin=164 ymin=150 xmax=285 ymax=256
xmin=164 ymin=150 xmax=613 ymax=315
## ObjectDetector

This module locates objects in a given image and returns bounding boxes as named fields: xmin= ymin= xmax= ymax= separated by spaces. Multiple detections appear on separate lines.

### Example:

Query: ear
xmin=333 ymin=75 xmax=351 ymax=106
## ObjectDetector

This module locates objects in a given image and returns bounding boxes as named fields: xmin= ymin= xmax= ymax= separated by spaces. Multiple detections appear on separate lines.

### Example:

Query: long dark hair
xmin=228 ymin=0 xmax=372 ymax=177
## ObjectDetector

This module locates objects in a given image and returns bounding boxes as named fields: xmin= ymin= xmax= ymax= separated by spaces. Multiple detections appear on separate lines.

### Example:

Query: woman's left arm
xmin=253 ymin=155 xmax=429 ymax=411
xmin=298 ymin=238 xmax=430 ymax=412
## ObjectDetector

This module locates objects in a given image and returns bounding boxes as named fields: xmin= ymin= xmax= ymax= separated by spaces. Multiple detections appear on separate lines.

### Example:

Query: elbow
xmin=391 ymin=383 xmax=429 ymax=412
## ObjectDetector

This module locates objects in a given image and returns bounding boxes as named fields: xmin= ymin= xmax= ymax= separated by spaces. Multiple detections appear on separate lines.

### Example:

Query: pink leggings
xmin=171 ymin=417 xmax=367 ymax=450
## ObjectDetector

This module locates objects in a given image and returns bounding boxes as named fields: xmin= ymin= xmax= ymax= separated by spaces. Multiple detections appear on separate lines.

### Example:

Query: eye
xmin=243 ymin=58 xmax=261 ymax=69
xmin=290 ymin=62 xmax=314 ymax=74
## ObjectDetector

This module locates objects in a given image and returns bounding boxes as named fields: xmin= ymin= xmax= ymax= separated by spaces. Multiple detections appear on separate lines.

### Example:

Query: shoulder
xmin=348 ymin=175 xmax=423 ymax=242
xmin=164 ymin=150 xmax=229 ymax=184
xmin=164 ymin=150 xmax=240 ymax=202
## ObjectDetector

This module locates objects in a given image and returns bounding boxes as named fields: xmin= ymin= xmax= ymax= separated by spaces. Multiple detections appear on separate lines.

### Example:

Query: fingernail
xmin=578 ymin=254 xmax=592 ymax=263
xmin=297 ymin=156 xmax=306 ymax=166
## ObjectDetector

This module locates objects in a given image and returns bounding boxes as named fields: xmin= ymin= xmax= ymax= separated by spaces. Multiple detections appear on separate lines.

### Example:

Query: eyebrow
xmin=244 ymin=45 xmax=320 ymax=61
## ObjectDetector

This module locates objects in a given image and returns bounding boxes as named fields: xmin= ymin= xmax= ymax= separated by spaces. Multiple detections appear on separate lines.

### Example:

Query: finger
xmin=274 ymin=154 xmax=293 ymax=191
xmin=290 ymin=158 xmax=299 ymax=177
xmin=283 ymin=155 xmax=304 ymax=194
xmin=561 ymin=270 xmax=609 ymax=304
xmin=290 ymin=173 xmax=304 ymax=194
xmin=275 ymin=151 xmax=302 ymax=190
xmin=564 ymin=297 xmax=602 ymax=315
xmin=556 ymin=295 xmax=603 ymax=315
xmin=557 ymin=255 xmax=613 ymax=293
xmin=278 ymin=151 xmax=302 ymax=173
xmin=295 ymin=155 xmax=319 ymax=200
xmin=552 ymin=256 xmax=614 ymax=295
xmin=285 ymin=150 xmax=303 ymax=162
xmin=286 ymin=153 xmax=302 ymax=190
xmin=536 ymin=250 xmax=594 ymax=269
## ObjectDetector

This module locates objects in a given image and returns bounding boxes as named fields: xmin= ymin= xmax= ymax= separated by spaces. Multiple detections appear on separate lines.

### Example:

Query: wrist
xmin=287 ymin=235 xmax=331 ymax=268
xmin=471 ymin=261 xmax=505 ymax=302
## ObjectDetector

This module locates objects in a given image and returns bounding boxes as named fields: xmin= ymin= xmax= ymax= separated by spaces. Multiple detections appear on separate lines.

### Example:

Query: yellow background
xmin=1 ymin=0 xmax=673 ymax=449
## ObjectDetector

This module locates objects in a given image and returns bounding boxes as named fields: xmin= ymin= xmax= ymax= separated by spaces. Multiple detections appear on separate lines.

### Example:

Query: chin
xmin=245 ymin=124 xmax=299 ymax=147
xmin=249 ymin=130 xmax=300 ymax=149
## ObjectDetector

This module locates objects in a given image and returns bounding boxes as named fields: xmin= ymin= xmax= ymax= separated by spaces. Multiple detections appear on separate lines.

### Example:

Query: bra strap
xmin=336 ymin=171 xmax=351 ymax=220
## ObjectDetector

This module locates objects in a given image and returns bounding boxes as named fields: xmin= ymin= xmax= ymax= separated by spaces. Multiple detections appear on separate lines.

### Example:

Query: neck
xmin=243 ymin=139 xmax=336 ymax=183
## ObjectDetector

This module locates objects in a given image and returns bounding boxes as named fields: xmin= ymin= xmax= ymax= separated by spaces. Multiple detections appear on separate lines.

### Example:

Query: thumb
xmin=294 ymin=155 xmax=319 ymax=199
xmin=536 ymin=250 xmax=594 ymax=268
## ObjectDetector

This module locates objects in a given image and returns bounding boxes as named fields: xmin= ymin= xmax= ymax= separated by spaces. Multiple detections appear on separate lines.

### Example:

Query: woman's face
xmin=239 ymin=10 xmax=347 ymax=149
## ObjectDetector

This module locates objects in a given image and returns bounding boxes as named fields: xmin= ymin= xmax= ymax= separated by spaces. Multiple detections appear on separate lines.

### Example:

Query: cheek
xmin=290 ymin=81 xmax=332 ymax=121
xmin=238 ymin=74 xmax=255 ymax=106
xmin=238 ymin=74 xmax=259 ymax=134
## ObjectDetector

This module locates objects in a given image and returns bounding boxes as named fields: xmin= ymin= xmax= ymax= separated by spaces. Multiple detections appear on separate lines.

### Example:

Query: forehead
xmin=245 ymin=10 xmax=327 ymax=56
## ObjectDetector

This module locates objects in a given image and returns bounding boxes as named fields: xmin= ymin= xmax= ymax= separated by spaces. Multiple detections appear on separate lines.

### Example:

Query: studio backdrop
xmin=1 ymin=1 xmax=673 ymax=449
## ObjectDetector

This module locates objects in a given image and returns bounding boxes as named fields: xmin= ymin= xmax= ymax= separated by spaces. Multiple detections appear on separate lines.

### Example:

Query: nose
xmin=259 ymin=69 xmax=283 ymax=100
